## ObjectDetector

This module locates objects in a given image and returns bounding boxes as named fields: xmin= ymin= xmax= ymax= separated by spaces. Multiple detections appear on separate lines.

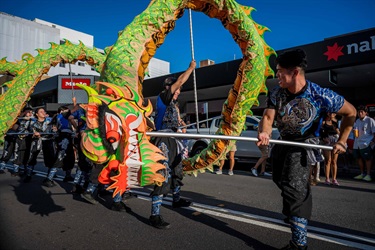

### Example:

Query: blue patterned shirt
xmin=267 ymin=80 xmax=344 ymax=141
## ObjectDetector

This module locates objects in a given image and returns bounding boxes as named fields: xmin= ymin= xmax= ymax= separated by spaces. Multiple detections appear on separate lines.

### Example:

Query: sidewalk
xmin=234 ymin=153 xmax=374 ymax=182
xmin=1 ymin=149 xmax=373 ymax=182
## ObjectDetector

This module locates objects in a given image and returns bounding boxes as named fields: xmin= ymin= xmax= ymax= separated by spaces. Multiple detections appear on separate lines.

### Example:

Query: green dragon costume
xmin=0 ymin=0 xmax=275 ymax=196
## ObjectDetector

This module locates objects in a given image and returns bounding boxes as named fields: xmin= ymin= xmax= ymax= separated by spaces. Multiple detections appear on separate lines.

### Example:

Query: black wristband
xmin=336 ymin=141 xmax=347 ymax=149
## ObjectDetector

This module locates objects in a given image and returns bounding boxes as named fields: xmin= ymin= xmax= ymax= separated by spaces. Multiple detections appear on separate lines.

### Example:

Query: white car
xmin=235 ymin=116 xmax=280 ymax=162
xmin=186 ymin=116 xmax=280 ymax=162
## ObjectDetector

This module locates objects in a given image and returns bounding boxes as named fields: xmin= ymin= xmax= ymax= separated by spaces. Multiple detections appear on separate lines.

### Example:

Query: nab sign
xmin=317 ymin=28 xmax=375 ymax=70
xmin=324 ymin=35 xmax=375 ymax=62
xmin=271 ymin=28 xmax=375 ymax=72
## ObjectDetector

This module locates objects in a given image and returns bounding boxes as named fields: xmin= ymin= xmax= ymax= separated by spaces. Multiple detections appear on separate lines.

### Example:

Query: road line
xmin=9 ymin=168 xmax=375 ymax=249
xmin=131 ymin=190 xmax=375 ymax=249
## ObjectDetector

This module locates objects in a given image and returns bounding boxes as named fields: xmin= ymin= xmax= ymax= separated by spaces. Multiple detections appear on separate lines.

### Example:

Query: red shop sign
xmin=61 ymin=78 xmax=91 ymax=89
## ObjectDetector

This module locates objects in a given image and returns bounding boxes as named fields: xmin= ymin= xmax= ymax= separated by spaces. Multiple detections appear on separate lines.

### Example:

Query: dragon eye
xmin=106 ymin=130 xmax=120 ymax=143
xmin=106 ymin=88 xmax=114 ymax=96
xmin=105 ymin=112 xmax=123 ymax=150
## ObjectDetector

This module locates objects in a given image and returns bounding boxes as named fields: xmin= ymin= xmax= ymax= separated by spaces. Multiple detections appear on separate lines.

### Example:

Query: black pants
xmin=271 ymin=145 xmax=312 ymax=220
xmin=150 ymin=136 xmax=184 ymax=196
xmin=74 ymin=136 xmax=93 ymax=173
xmin=13 ymin=136 xmax=31 ymax=166
xmin=0 ymin=135 xmax=16 ymax=163
xmin=89 ymin=163 xmax=104 ymax=185
xmin=53 ymin=132 xmax=75 ymax=171
xmin=28 ymin=139 xmax=56 ymax=168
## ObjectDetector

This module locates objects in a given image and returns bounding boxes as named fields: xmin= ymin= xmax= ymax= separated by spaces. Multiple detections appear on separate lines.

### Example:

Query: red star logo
xmin=324 ymin=42 xmax=344 ymax=61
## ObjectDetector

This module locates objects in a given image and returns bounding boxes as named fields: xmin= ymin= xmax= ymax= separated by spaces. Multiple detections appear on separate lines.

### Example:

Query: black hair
xmin=275 ymin=49 xmax=307 ymax=71
xmin=58 ymin=106 xmax=69 ymax=113
xmin=58 ymin=105 xmax=71 ymax=118
xmin=22 ymin=107 xmax=33 ymax=112
xmin=34 ymin=107 xmax=45 ymax=116
xmin=163 ymin=77 xmax=177 ymax=88
xmin=357 ymin=105 xmax=368 ymax=113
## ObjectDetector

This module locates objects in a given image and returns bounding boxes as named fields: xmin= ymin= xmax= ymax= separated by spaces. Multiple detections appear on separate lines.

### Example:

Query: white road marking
xmin=131 ymin=190 xmax=375 ymax=250
xmin=13 ymin=168 xmax=375 ymax=249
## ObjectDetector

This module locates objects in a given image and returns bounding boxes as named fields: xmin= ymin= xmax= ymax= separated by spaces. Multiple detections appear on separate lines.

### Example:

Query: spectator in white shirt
xmin=353 ymin=105 xmax=375 ymax=182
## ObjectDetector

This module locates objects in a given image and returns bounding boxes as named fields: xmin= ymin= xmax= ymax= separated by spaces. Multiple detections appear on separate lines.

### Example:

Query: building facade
xmin=143 ymin=28 xmax=375 ymax=121
xmin=1 ymin=11 xmax=374 ymax=119
xmin=0 ymin=12 xmax=170 ymax=108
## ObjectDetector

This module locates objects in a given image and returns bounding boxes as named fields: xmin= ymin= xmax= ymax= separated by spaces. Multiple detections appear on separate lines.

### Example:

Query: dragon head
xmin=78 ymin=82 xmax=167 ymax=197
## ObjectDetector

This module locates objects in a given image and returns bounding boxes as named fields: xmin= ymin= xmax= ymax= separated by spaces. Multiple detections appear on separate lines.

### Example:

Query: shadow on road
xmin=11 ymin=176 xmax=65 ymax=216
xmin=171 ymin=206 xmax=278 ymax=249
xmin=169 ymin=188 xmax=375 ymax=247
xmin=160 ymin=190 xmax=278 ymax=250
xmin=313 ymin=181 xmax=375 ymax=193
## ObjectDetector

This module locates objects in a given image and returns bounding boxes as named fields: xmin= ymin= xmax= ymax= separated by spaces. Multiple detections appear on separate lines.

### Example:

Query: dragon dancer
xmin=257 ymin=49 xmax=356 ymax=249
xmin=150 ymin=60 xmax=196 ymax=229
xmin=0 ymin=107 xmax=33 ymax=175
xmin=11 ymin=107 xmax=34 ymax=176
xmin=24 ymin=107 xmax=57 ymax=184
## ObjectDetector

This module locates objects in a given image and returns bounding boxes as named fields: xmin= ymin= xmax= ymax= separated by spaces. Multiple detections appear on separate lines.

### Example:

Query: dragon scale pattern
xmin=0 ymin=41 xmax=105 ymax=139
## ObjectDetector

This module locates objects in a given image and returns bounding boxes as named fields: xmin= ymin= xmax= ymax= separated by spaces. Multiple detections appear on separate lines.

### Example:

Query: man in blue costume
xmin=150 ymin=59 xmax=196 ymax=229
xmin=257 ymin=49 xmax=356 ymax=249
xmin=42 ymin=106 xmax=77 ymax=187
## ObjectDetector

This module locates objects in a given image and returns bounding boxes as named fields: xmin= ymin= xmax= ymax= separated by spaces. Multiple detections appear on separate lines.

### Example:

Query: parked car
xmin=185 ymin=116 xmax=280 ymax=162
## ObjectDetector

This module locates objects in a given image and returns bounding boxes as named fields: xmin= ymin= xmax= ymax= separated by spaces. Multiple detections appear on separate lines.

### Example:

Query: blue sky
xmin=2 ymin=0 xmax=375 ymax=73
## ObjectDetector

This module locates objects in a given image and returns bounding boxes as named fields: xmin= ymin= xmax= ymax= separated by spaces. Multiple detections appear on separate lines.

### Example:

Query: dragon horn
xmin=144 ymin=99 xmax=153 ymax=117
xmin=96 ymin=81 xmax=132 ymax=99
xmin=76 ymin=83 xmax=102 ymax=105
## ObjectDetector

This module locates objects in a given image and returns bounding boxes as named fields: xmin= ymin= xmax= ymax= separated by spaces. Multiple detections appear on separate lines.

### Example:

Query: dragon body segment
xmin=0 ymin=41 xmax=105 ymax=140
xmin=0 ymin=0 xmax=275 ymax=195
xmin=0 ymin=53 xmax=34 ymax=77
xmin=97 ymin=0 xmax=275 ymax=178
xmin=181 ymin=3 xmax=275 ymax=174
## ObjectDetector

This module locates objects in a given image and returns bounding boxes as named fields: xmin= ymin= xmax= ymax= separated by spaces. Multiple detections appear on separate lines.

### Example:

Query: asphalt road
xmin=0 ymin=161 xmax=374 ymax=250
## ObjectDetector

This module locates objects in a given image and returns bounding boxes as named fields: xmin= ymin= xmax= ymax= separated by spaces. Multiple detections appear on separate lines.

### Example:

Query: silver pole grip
xmin=146 ymin=131 xmax=333 ymax=151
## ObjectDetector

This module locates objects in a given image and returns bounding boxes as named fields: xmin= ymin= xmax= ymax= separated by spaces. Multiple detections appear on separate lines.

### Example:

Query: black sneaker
xmin=82 ymin=191 xmax=98 ymax=205
xmin=18 ymin=170 xmax=26 ymax=177
xmin=42 ymin=178 xmax=56 ymax=188
xmin=149 ymin=215 xmax=170 ymax=229
xmin=11 ymin=171 xmax=20 ymax=177
xmin=111 ymin=201 xmax=132 ymax=213
xmin=123 ymin=191 xmax=137 ymax=200
xmin=280 ymin=241 xmax=307 ymax=250
xmin=97 ymin=186 xmax=112 ymax=196
xmin=83 ymin=181 xmax=90 ymax=190
xmin=0 ymin=169 xmax=5 ymax=174
xmin=283 ymin=217 xmax=291 ymax=224
xmin=63 ymin=175 xmax=74 ymax=182
xmin=172 ymin=198 xmax=192 ymax=208
xmin=23 ymin=175 xmax=32 ymax=183
xmin=71 ymin=184 xmax=84 ymax=194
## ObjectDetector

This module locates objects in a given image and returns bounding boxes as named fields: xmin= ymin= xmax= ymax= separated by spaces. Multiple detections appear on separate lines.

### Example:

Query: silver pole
xmin=179 ymin=116 xmax=216 ymax=129
xmin=69 ymin=63 xmax=74 ymax=99
xmin=188 ymin=9 xmax=200 ymax=133
xmin=6 ymin=132 xmax=75 ymax=135
xmin=146 ymin=131 xmax=334 ymax=151
xmin=6 ymin=132 xmax=56 ymax=135
xmin=13 ymin=117 xmax=35 ymax=120
xmin=205 ymin=103 xmax=209 ymax=128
